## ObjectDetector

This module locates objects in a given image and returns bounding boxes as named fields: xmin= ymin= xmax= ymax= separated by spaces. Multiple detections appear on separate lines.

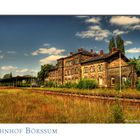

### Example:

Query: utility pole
xmin=119 ymin=52 xmax=122 ymax=92
xmin=114 ymin=36 xmax=122 ymax=93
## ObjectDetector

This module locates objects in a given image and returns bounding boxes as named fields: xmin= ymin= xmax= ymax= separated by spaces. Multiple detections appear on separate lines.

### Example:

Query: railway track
xmin=25 ymin=88 xmax=140 ymax=105
xmin=1 ymin=86 xmax=140 ymax=105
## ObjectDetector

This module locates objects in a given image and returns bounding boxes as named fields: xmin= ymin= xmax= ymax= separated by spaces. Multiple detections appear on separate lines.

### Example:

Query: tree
xmin=37 ymin=64 xmax=55 ymax=85
xmin=116 ymin=35 xmax=125 ymax=55
xmin=129 ymin=56 xmax=140 ymax=75
xmin=3 ymin=72 xmax=12 ymax=79
xmin=109 ymin=37 xmax=115 ymax=53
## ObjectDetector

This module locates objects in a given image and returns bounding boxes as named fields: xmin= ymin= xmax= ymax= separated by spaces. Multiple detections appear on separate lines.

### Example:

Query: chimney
xmin=80 ymin=48 xmax=83 ymax=51
xmin=70 ymin=52 xmax=73 ymax=55
xmin=112 ymin=47 xmax=117 ymax=52
xmin=99 ymin=50 xmax=104 ymax=55
xmin=78 ymin=48 xmax=84 ymax=52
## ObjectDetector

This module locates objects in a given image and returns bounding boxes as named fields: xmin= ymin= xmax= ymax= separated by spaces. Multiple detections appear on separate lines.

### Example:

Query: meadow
xmin=0 ymin=88 xmax=140 ymax=123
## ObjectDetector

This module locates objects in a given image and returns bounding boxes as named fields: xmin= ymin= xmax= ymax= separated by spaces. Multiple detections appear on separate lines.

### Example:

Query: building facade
xmin=46 ymin=48 xmax=137 ymax=88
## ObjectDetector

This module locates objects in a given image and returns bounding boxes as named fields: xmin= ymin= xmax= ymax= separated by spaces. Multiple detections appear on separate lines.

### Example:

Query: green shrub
xmin=61 ymin=82 xmax=77 ymax=88
xmin=115 ymin=83 xmax=123 ymax=91
xmin=77 ymin=78 xmax=97 ymax=89
xmin=112 ymin=103 xmax=124 ymax=123
xmin=136 ymin=80 xmax=140 ymax=91
xmin=45 ymin=81 xmax=58 ymax=88
xmin=124 ymin=79 xmax=131 ymax=88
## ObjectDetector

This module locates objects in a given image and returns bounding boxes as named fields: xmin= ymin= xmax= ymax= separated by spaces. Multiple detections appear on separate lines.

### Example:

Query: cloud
xmin=85 ymin=17 xmax=101 ymax=24
xmin=43 ymin=43 xmax=51 ymax=47
xmin=0 ymin=55 xmax=4 ymax=59
xmin=40 ymin=55 xmax=67 ymax=64
xmin=24 ymin=53 xmax=29 ymax=56
xmin=1 ymin=66 xmax=17 ymax=71
xmin=124 ymin=40 xmax=133 ymax=46
xmin=110 ymin=16 xmax=140 ymax=26
xmin=113 ymin=29 xmax=128 ymax=35
xmin=0 ymin=50 xmax=2 ymax=53
xmin=129 ymin=24 xmax=140 ymax=30
xmin=126 ymin=47 xmax=140 ymax=53
xmin=16 ymin=68 xmax=29 ymax=73
xmin=6 ymin=51 xmax=16 ymax=54
xmin=32 ymin=47 xmax=65 ymax=56
xmin=75 ymin=16 xmax=89 ymax=18
xmin=76 ymin=25 xmax=111 ymax=41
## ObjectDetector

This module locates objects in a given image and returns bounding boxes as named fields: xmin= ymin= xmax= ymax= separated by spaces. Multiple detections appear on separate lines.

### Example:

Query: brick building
xmin=46 ymin=48 xmax=137 ymax=88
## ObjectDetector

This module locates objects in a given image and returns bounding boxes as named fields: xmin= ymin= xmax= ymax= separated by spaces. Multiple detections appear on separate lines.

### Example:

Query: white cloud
xmin=1 ymin=66 xmax=17 ymax=71
xmin=24 ymin=53 xmax=29 ymax=56
xmin=113 ymin=29 xmax=128 ymax=35
xmin=43 ymin=43 xmax=51 ymax=47
xmin=124 ymin=40 xmax=133 ymax=46
xmin=129 ymin=24 xmax=140 ymax=30
xmin=40 ymin=55 xmax=67 ymax=64
xmin=85 ymin=17 xmax=101 ymax=24
xmin=32 ymin=47 xmax=65 ymax=56
xmin=110 ymin=16 xmax=140 ymax=26
xmin=76 ymin=25 xmax=111 ymax=41
xmin=0 ymin=55 xmax=4 ymax=59
xmin=32 ymin=47 xmax=65 ymax=55
xmin=0 ymin=50 xmax=2 ymax=53
xmin=16 ymin=68 xmax=30 ymax=73
xmin=6 ymin=51 xmax=16 ymax=54
xmin=126 ymin=47 xmax=140 ymax=53
xmin=75 ymin=16 xmax=89 ymax=18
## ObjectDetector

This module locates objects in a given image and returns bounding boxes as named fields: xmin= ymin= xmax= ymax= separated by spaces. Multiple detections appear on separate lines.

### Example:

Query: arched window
xmin=98 ymin=64 xmax=103 ymax=72
xmin=122 ymin=76 xmax=127 ymax=85
xmin=111 ymin=77 xmax=115 ymax=86
xmin=98 ymin=76 xmax=103 ymax=86
xmin=90 ymin=66 xmax=95 ymax=72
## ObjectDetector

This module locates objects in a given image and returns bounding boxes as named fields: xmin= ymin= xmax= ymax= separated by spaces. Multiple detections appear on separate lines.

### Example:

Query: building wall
xmin=63 ymin=53 xmax=93 ymax=83
xmin=108 ymin=58 xmax=128 ymax=68
xmin=47 ymin=69 xmax=58 ymax=83
xmin=81 ymin=62 xmax=107 ymax=87
xmin=47 ymin=51 xmax=137 ymax=88
xmin=107 ymin=65 xmax=137 ymax=88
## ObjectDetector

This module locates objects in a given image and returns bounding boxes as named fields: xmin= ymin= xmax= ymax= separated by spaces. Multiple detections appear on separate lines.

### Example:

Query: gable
xmin=108 ymin=58 xmax=128 ymax=68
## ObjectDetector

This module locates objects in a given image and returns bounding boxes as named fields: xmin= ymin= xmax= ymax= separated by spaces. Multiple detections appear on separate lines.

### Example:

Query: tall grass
xmin=0 ymin=89 xmax=140 ymax=123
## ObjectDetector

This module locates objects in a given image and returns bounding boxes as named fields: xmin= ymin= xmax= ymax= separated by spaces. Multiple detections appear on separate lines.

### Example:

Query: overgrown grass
xmin=0 ymin=88 xmax=140 ymax=123
xmin=32 ymin=87 xmax=140 ymax=100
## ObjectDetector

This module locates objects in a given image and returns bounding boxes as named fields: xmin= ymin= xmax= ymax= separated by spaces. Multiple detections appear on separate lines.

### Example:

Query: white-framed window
xmin=122 ymin=77 xmax=127 ymax=85
xmin=90 ymin=66 xmax=95 ymax=72
xmin=111 ymin=77 xmax=115 ymax=86
xmin=98 ymin=64 xmax=103 ymax=72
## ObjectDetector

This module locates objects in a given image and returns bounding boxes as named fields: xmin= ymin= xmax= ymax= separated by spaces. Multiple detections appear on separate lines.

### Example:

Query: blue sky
xmin=0 ymin=15 xmax=140 ymax=77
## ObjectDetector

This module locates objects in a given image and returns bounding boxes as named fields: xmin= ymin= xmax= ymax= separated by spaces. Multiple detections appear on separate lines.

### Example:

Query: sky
xmin=0 ymin=15 xmax=140 ymax=77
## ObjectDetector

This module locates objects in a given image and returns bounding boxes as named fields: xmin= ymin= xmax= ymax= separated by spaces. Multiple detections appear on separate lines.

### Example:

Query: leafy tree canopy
xmin=3 ymin=72 xmax=12 ymax=79
xmin=37 ymin=64 xmax=55 ymax=85
xmin=108 ymin=35 xmax=125 ymax=55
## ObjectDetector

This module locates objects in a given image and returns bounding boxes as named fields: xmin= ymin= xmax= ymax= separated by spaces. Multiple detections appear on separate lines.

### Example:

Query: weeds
xmin=0 ymin=88 xmax=140 ymax=123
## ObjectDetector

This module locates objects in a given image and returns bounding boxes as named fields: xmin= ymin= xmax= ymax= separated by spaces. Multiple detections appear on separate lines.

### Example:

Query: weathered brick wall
xmin=81 ymin=62 xmax=107 ymax=87
xmin=47 ymin=69 xmax=58 ymax=83
xmin=108 ymin=58 xmax=128 ymax=68
xmin=107 ymin=65 xmax=137 ymax=88
xmin=63 ymin=54 xmax=81 ymax=83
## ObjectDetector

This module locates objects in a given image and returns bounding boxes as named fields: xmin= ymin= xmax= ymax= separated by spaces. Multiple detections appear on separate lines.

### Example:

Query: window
xmin=111 ymin=77 xmax=115 ymax=86
xmin=75 ymin=68 xmax=79 ymax=74
xmin=84 ymin=67 xmax=89 ymax=73
xmin=122 ymin=77 xmax=127 ymax=85
xmin=90 ymin=66 xmax=95 ymax=72
xmin=98 ymin=76 xmax=103 ymax=86
xmin=75 ymin=58 xmax=79 ymax=64
xmin=98 ymin=64 xmax=103 ymax=72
